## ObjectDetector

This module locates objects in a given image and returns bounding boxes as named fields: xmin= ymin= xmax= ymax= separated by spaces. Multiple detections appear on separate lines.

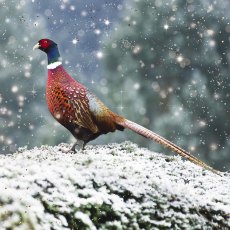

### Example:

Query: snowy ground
xmin=0 ymin=141 xmax=229 ymax=229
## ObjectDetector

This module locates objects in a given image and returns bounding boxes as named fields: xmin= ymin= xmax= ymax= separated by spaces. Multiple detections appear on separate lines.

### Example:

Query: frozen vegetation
xmin=0 ymin=142 xmax=229 ymax=229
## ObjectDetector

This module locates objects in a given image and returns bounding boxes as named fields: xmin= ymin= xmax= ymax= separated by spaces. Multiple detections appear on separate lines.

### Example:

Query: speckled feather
xmin=47 ymin=65 xmax=124 ymax=143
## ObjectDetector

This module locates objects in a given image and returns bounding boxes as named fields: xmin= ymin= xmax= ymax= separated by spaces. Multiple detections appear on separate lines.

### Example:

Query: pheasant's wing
xmin=86 ymin=91 xmax=124 ymax=133
xmin=67 ymin=86 xmax=99 ymax=134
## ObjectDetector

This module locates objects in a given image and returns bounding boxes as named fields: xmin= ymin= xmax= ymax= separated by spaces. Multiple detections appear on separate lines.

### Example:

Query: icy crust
xmin=0 ymin=142 xmax=229 ymax=229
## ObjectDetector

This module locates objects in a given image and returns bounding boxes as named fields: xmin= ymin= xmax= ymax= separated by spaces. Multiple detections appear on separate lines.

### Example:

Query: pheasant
xmin=33 ymin=38 xmax=221 ymax=176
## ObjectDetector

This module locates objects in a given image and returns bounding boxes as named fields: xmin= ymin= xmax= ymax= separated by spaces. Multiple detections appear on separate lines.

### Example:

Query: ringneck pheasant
xmin=33 ymin=38 xmax=221 ymax=176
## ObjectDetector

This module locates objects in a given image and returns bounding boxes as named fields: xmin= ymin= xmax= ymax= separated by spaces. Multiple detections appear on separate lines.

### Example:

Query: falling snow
xmin=163 ymin=23 xmax=169 ymax=30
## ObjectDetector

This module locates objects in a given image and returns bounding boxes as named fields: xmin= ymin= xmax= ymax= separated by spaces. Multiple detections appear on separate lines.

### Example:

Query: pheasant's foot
xmin=60 ymin=141 xmax=87 ymax=153
xmin=82 ymin=141 xmax=89 ymax=151
xmin=59 ymin=141 xmax=79 ymax=154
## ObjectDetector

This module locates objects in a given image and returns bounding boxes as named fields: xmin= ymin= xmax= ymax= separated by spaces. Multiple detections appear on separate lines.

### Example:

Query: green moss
xmin=80 ymin=202 xmax=120 ymax=228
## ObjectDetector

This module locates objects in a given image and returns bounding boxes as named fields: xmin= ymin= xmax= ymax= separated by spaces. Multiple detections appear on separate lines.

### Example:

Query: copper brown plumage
xmin=33 ymin=38 xmax=222 ymax=176
xmin=46 ymin=64 xmax=124 ymax=150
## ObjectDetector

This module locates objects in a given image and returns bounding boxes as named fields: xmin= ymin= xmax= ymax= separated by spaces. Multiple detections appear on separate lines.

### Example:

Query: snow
xmin=0 ymin=141 xmax=229 ymax=229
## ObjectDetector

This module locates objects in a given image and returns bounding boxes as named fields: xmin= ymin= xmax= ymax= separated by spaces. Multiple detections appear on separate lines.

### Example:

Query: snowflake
xmin=210 ymin=143 xmax=218 ymax=151
xmin=81 ymin=11 xmax=87 ymax=17
xmin=104 ymin=19 xmax=110 ymax=26
xmin=70 ymin=5 xmax=75 ymax=11
xmin=133 ymin=45 xmax=141 ymax=54
xmin=28 ymin=86 xmax=37 ymax=98
xmin=176 ymin=55 xmax=183 ymax=63
xmin=133 ymin=83 xmax=140 ymax=90
xmin=11 ymin=85 xmax=19 ymax=93
xmin=96 ymin=51 xmax=104 ymax=59
xmin=209 ymin=40 xmax=216 ymax=47
xmin=72 ymin=38 xmax=79 ymax=45
xmin=163 ymin=24 xmax=169 ymax=30
xmin=198 ymin=120 xmax=206 ymax=127
xmin=94 ymin=29 xmax=101 ymax=35
xmin=206 ymin=29 xmax=215 ymax=36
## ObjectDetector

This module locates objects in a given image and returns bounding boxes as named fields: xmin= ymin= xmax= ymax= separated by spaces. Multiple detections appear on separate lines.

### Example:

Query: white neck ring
xmin=47 ymin=61 xmax=62 ymax=69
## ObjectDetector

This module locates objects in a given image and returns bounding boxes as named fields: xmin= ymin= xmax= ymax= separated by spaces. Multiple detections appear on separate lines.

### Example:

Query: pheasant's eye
xmin=44 ymin=40 xmax=48 ymax=44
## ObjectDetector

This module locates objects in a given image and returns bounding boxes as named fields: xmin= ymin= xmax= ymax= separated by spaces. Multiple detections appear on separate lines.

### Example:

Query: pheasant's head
xmin=33 ymin=39 xmax=57 ymax=53
xmin=33 ymin=39 xmax=61 ymax=65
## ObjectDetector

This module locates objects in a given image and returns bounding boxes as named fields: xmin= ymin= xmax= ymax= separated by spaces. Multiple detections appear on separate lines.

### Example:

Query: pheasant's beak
xmin=33 ymin=43 xmax=40 ymax=50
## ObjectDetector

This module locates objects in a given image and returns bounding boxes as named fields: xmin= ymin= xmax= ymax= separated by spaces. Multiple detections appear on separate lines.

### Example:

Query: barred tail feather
xmin=117 ymin=119 xmax=221 ymax=176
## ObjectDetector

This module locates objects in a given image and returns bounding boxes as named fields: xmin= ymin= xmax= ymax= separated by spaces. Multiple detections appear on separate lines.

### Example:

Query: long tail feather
xmin=117 ymin=119 xmax=222 ymax=176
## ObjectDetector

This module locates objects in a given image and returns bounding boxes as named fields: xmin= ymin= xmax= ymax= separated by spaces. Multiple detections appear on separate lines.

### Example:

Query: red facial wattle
xmin=39 ymin=39 xmax=53 ymax=50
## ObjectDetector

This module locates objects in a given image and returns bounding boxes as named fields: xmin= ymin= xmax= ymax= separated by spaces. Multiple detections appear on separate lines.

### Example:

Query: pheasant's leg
xmin=70 ymin=141 xmax=79 ymax=153
xmin=82 ymin=141 xmax=88 ymax=150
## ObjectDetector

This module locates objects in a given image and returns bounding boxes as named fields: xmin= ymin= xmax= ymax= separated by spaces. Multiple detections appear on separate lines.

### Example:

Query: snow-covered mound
xmin=0 ymin=142 xmax=229 ymax=229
